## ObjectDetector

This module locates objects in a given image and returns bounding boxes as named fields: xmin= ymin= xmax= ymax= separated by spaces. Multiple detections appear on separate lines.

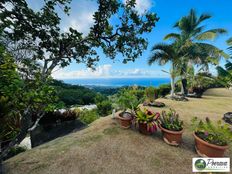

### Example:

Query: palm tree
xmin=164 ymin=9 xmax=228 ymax=95
xmin=227 ymin=37 xmax=232 ymax=54
xmin=216 ymin=61 xmax=232 ymax=88
xmin=216 ymin=37 xmax=232 ymax=88
xmin=148 ymin=43 xmax=180 ymax=98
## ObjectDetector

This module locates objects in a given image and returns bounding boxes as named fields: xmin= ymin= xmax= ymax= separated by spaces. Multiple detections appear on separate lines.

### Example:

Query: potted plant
xmin=191 ymin=117 xmax=232 ymax=157
xmin=158 ymin=109 xmax=184 ymax=146
xmin=135 ymin=108 xmax=160 ymax=135
xmin=116 ymin=88 xmax=142 ymax=129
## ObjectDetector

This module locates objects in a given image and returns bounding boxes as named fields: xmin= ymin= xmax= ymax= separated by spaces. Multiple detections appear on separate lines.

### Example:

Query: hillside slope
xmin=3 ymin=88 xmax=232 ymax=174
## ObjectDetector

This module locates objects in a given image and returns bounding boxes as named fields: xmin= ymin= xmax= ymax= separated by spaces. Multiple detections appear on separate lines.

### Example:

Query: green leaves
xmin=195 ymin=29 xmax=227 ymax=41
xmin=191 ymin=117 xmax=232 ymax=146
xmin=116 ymin=87 xmax=144 ymax=113
xmin=216 ymin=60 xmax=232 ymax=88
xmin=159 ymin=109 xmax=183 ymax=131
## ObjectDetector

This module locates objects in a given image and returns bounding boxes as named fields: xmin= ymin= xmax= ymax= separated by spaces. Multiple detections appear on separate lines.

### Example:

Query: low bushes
xmin=96 ymin=100 xmax=112 ymax=116
xmin=78 ymin=109 xmax=99 ymax=124
xmin=39 ymin=110 xmax=78 ymax=125
xmin=158 ymin=84 xmax=171 ymax=97
xmin=39 ymin=108 xmax=100 ymax=126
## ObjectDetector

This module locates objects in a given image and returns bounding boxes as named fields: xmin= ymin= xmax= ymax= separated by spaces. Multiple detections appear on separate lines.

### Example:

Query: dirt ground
xmin=3 ymin=88 xmax=232 ymax=174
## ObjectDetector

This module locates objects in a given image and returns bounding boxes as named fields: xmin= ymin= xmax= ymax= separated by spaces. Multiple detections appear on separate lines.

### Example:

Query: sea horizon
xmin=62 ymin=77 xmax=171 ymax=87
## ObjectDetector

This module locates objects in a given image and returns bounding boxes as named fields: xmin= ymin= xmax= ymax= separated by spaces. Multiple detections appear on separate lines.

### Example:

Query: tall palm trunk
xmin=181 ymin=78 xmax=188 ymax=96
xmin=170 ymin=63 xmax=175 ymax=97
xmin=180 ymin=62 xmax=188 ymax=96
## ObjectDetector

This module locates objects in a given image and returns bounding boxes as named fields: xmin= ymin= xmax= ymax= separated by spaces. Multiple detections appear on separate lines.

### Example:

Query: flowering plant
xmin=191 ymin=117 xmax=232 ymax=146
xmin=135 ymin=108 xmax=160 ymax=133
xmin=159 ymin=109 xmax=183 ymax=131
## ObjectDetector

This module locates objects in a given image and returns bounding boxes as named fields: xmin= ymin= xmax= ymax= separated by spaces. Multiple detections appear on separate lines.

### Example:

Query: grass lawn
xmin=3 ymin=88 xmax=232 ymax=174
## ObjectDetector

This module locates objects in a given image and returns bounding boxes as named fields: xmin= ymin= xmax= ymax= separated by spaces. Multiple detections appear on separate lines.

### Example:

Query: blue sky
xmin=27 ymin=0 xmax=232 ymax=79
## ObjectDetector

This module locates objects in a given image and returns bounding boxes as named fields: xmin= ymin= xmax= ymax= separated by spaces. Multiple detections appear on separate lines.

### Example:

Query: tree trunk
xmin=0 ymin=127 xmax=28 ymax=160
xmin=170 ymin=76 xmax=175 ymax=97
xmin=181 ymin=78 xmax=188 ymax=96
xmin=0 ymin=108 xmax=44 ymax=161
xmin=170 ymin=62 xmax=176 ymax=98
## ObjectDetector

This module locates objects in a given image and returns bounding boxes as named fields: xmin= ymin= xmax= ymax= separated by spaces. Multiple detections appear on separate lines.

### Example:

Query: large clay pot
xmin=193 ymin=132 xmax=229 ymax=157
xmin=138 ymin=122 xmax=152 ymax=135
xmin=117 ymin=112 xmax=133 ymax=129
xmin=159 ymin=125 xmax=183 ymax=146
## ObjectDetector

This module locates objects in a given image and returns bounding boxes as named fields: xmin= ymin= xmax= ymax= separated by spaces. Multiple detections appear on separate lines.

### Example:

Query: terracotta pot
xmin=159 ymin=125 xmax=183 ymax=146
xmin=193 ymin=132 xmax=229 ymax=157
xmin=138 ymin=122 xmax=152 ymax=135
xmin=116 ymin=112 xmax=133 ymax=129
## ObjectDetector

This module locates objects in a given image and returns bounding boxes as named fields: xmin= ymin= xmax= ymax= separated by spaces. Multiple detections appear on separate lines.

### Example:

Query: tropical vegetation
xmin=0 ymin=0 xmax=159 ymax=160
xmin=148 ymin=9 xmax=228 ymax=97
xmin=159 ymin=109 xmax=183 ymax=131
xmin=191 ymin=117 xmax=232 ymax=146
xmin=1 ymin=0 xmax=232 ymax=165
xmin=135 ymin=108 xmax=160 ymax=133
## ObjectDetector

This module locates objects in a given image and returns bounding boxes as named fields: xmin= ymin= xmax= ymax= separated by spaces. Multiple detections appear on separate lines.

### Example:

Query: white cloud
xmin=52 ymin=64 xmax=168 ymax=79
xmin=123 ymin=0 xmax=153 ymax=14
xmin=52 ymin=64 xmax=112 ymax=79
xmin=62 ymin=0 xmax=98 ymax=35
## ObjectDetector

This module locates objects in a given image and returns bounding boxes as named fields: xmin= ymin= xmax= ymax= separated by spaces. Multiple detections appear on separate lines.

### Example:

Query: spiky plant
xmin=159 ymin=109 xmax=183 ymax=131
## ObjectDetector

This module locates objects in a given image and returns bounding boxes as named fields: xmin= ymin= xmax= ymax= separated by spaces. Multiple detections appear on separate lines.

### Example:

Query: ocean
xmin=63 ymin=78 xmax=170 ymax=87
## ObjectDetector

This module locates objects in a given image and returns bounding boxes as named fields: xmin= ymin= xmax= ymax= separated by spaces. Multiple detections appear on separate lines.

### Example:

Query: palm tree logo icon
xmin=195 ymin=159 xmax=206 ymax=170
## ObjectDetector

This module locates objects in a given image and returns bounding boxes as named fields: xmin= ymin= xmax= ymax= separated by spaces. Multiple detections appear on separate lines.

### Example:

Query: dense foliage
xmin=0 ymin=45 xmax=59 ymax=161
xmin=116 ymin=87 xmax=143 ymax=113
xmin=145 ymin=86 xmax=158 ymax=102
xmin=217 ymin=61 xmax=232 ymax=88
xmin=51 ymin=80 xmax=98 ymax=106
xmin=76 ymin=109 xmax=99 ymax=125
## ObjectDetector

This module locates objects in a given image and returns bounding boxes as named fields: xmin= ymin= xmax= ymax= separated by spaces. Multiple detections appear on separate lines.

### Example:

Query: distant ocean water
xmin=63 ymin=78 xmax=170 ymax=87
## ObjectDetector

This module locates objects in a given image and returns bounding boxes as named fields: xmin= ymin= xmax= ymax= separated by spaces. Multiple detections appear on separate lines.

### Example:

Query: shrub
xmin=39 ymin=110 xmax=78 ymax=125
xmin=116 ymin=88 xmax=139 ymax=111
xmin=79 ymin=109 xmax=99 ymax=124
xmin=96 ymin=100 xmax=112 ymax=116
xmin=158 ymin=84 xmax=171 ymax=97
xmin=145 ymin=86 xmax=158 ymax=102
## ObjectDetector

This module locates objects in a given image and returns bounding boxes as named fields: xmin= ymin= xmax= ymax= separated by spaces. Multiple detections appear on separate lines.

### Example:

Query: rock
xmin=223 ymin=112 xmax=232 ymax=124
xmin=149 ymin=101 xmax=165 ymax=107
xmin=19 ymin=136 xmax=31 ymax=149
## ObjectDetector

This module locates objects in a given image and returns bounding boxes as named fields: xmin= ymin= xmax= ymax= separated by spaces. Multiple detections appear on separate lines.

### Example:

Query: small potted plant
xmin=135 ymin=108 xmax=160 ymax=135
xmin=158 ymin=109 xmax=184 ymax=146
xmin=191 ymin=117 xmax=232 ymax=157
xmin=116 ymin=89 xmax=142 ymax=129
